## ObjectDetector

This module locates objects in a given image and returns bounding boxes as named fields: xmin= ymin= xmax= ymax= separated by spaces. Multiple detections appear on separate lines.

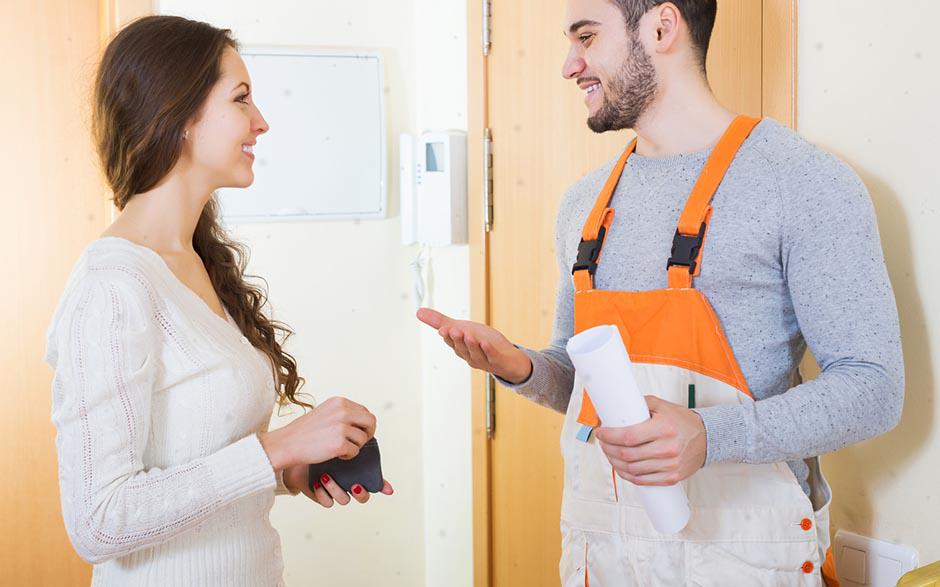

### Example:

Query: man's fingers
xmin=451 ymin=330 xmax=473 ymax=362
xmin=440 ymin=323 xmax=494 ymax=368
xmin=599 ymin=437 xmax=674 ymax=463
xmin=479 ymin=340 xmax=497 ymax=362
xmin=595 ymin=420 xmax=659 ymax=447
xmin=426 ymin=313 xmax=507 ymax=364
xmin=439 ymin=328 xmax=457 ymax=350
xmin=417 ymin=308 xmax=450 ymax=329
xmin=606 ymin=455 xmax=676 ymax=477
xmin=617 ymin=470 xmax=682 ymax=487
xmin=464 ymin=334 xmax=489 ymax=366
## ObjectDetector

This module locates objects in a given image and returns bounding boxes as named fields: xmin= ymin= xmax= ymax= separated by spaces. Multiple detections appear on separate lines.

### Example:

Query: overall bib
xmin=560 ymin=116 xmax=839 ymax=586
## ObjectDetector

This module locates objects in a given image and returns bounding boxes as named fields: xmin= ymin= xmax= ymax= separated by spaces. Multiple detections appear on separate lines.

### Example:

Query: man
xmin=418 ymin=1 xmax=903 ymax=585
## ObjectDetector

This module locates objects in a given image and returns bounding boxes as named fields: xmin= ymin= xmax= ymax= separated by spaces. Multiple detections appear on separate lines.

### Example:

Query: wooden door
xmin=467 ymin=1 xmax=796 ymax=585
xmin=0 ymin=1 xmax=150 ymax=583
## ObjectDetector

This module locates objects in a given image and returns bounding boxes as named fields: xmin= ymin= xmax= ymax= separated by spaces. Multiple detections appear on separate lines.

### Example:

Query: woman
xmin=44 ymin=15 xmax=392 ymax=586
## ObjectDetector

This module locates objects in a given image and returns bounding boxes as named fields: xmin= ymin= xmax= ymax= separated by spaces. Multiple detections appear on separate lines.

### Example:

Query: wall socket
xmin=834 ymin=530 xmax=920 ymax=586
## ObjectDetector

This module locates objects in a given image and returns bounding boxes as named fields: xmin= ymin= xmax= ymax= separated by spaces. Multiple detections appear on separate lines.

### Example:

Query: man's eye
xmin=579 ymin=33 xmax=594 ymax=44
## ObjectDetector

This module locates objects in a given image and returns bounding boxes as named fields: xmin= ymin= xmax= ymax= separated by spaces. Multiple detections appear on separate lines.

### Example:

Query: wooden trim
xmin=467 ymin=1 xmax=491 ymax=586
xmin=100 ymin=0 xmax=154 ymax=41
xmin=762 ymin=0 xmax=799 ymax=129
xmin=99 ymin=0 xmax=155 ymax=223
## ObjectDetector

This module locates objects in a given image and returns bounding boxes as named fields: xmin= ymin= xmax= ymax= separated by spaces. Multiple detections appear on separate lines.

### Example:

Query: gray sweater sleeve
xmin=696 ymin=149 xmax=904 ymax=465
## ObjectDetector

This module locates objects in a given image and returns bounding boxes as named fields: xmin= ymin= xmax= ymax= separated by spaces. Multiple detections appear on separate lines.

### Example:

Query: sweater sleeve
xmin=274 ymin=468 xmax=295 ymax=496
xmin=47 ymin=273 xmax=277 ymax=564
xmin=695 ymin=148 xmax=905 ymax=465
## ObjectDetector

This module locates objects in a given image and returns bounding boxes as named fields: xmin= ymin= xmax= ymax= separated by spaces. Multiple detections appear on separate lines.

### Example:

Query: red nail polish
xmin=321 ymin=474 xmax=330 ymax=484
xmin=352 ymin=485 xmax=363 ymax=495
xmin=313 ymin=481 xmax=321 ymax=490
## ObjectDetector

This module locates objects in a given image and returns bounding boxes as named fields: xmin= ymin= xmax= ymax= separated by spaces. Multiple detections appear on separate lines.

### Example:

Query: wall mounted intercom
xmin=399 ymin=131 xmax=468 ymax=246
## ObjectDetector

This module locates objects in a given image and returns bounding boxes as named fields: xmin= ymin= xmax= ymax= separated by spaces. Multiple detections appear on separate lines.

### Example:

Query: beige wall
xmin=414 ymin=0 xmax=474 ymax=584
xmin=799 ymin=1 xmax=940 ymax=563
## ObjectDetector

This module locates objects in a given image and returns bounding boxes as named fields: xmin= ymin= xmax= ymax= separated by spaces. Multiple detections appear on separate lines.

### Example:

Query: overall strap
xmin=666 ymin=115 xmax=761 ymax=289
xmin=571 ymin=139 xmax=638 ymax=292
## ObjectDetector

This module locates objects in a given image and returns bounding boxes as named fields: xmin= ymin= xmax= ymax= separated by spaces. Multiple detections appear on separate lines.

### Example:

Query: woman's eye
xmin=236 ymin=94 xmax=250 ymax=104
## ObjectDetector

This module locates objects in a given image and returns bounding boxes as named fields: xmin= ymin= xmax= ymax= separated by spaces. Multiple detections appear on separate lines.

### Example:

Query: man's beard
xmin=587 ymin=35 xmax=658 ymax=133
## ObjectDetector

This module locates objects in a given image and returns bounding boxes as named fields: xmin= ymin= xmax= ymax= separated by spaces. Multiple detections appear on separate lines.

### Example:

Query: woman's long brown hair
xmin=93 ymin=15 xmax=309 ymax=409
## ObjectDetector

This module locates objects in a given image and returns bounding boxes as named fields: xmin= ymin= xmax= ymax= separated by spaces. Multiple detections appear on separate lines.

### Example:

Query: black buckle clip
xmin=667 ymin=222 xmax=707 ymax=274
xmin=571 ymin=226 xmax=608 ymax=275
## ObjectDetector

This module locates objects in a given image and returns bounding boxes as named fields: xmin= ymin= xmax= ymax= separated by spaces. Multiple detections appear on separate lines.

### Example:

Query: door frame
xmin=466 ymin=2 xmax=798 ymax=585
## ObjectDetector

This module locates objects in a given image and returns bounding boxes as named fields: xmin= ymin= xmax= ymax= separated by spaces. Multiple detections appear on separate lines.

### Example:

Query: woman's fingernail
xmin=321 ymin=474 xmax=331 ymax=484
xmin=352 ymin=485 xmax=363 ymax=495
xmin=313 ymin=481 xmax=322 ymax=490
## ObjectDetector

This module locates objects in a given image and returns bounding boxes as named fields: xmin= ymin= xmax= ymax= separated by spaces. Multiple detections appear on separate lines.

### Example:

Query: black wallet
xmin=308 ymin=437 xmax=384 ymax=494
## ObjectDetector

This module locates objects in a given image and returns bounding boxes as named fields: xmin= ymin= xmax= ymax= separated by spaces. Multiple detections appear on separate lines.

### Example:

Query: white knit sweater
xmin=45 ymin=237 xmax=294 ymax=586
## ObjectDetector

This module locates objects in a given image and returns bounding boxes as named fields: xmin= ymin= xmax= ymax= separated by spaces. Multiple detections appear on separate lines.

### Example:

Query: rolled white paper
xmin=566 ymin=324 xmax=691 ymax=535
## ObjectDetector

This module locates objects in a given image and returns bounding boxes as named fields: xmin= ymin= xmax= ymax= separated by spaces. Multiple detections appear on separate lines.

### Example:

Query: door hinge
xmin=485 ymin=373 xmax=496 ymax=438
xmin=482 ymin=0 xmax=492 ymax=56
xmin=483 ymin=127 xmax=494 ymax=233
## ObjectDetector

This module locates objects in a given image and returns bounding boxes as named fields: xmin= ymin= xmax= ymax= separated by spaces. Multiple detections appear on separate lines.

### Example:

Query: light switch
xmin=834 ymin=530 xmax=919 ymax=587
xmin=841 ymin=546 xmax=868 ymax=584
xmin=872 ymin=556 xmax=905 ymax=587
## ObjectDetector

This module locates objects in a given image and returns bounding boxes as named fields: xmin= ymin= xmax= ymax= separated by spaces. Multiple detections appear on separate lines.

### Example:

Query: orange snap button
xmin=802 ymin=561 xmax=815 ymax=574
xmin=800 ymin=518 xmax=813 ymax=531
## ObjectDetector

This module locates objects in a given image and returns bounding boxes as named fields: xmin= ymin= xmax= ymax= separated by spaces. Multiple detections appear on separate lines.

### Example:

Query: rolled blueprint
xmin=566 ymin=324 xmax=691 ymax=535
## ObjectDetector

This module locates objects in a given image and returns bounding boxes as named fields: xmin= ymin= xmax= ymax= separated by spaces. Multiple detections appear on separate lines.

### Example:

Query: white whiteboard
xmin=219 ymin=46 xmax=387 ymax=222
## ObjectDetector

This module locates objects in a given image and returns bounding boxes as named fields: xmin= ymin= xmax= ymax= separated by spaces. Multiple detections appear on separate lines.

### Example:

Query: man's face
xmin=562 ymin=0 xmax=658 ymax=133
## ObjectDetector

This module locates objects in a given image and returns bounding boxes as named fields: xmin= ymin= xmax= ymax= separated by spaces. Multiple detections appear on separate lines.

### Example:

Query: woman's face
xmin=185 ymin=47 xmax=269 ymax=190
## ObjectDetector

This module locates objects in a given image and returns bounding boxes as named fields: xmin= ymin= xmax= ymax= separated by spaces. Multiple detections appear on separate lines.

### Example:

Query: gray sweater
xmin=504 ymin=118 xmax=904 ymax=495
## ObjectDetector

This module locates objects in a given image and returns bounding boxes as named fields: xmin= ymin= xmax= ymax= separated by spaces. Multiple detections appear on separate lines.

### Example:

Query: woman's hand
xmin=259 ymin=397 xmax=377 ymax=471
xmin=283 ymin=464 xmax=394 ymax=507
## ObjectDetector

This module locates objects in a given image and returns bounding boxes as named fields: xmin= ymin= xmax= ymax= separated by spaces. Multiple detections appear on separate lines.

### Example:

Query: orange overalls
xmin=560 ymin=116 xmax=839 ymax=586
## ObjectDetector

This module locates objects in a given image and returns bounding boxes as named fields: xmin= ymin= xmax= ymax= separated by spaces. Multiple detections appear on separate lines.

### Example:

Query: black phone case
xmin=308 ymin=437 xmax=384 ymax=494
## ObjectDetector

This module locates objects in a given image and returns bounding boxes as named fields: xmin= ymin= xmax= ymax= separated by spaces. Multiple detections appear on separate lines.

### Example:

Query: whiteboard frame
xmin=221 ymin=45 xmax=388 ymax=223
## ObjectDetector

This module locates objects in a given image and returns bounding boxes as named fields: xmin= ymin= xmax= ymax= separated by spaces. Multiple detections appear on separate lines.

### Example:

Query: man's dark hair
xmin=608 ymin=0 xmax=718 ymax=71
